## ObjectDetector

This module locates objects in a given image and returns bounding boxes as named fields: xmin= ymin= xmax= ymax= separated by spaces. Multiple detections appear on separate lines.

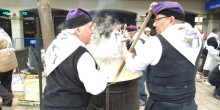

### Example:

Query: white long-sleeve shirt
xmin=203 ymin=32 xmax=220 ymax=70
xmin=77 ymin=52 xmax=107 ymax=95
xmin=125 ymin=36 xmax=162 ymax=73
xmin=125 ymin=23 xmax=202 ymax=73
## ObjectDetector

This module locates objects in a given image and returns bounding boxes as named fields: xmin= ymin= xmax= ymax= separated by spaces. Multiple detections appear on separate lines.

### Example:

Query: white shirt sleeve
xmin=207 ymin=46 xmax=219 ymax=56
xmin=77 ymin=52 xmax=107 ymax=95
xmin=134 ymin=40 xmax=144 ymax=56
xmin=207 ymin=46 xmax=220 ymax=60
xmin=125 ymin=37 xmax=162 ymax=73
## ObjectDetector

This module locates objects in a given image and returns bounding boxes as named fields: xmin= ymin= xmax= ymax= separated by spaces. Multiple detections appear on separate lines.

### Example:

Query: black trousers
xmin=198 ymin=56 xmax=206 ymax=73
xmin=145 ymin=97 xmax=197 ymax=110
xmin=198 ymin=56 xmax=210 ymax=77
xmin=0 ymin=70 xmax=13 ymax=100
xmin=42 ymin=104 xmax=88 ymax=110
xmin=209 ymin=64 xmax=220 ymax=95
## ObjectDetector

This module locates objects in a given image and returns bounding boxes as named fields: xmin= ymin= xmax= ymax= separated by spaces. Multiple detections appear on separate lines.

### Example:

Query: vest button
xmin=184 ymin=85 xmax=187 ymax=88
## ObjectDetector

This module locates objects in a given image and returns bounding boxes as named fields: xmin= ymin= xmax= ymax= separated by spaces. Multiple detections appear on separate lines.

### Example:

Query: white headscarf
xmin=45 ymin=30 xmax=85 ymax=76
xmin=161 ymin=23 xmax=202 ymax=65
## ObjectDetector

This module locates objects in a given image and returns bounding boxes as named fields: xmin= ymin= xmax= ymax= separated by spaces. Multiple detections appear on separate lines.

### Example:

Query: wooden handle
xmin=113 ymin=11 xmax=153 ymax=82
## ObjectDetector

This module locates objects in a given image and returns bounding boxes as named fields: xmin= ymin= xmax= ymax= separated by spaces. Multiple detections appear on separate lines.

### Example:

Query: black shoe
xmin=213 ymin=92 xmax=220 ymax=100
xmin=2 ymin=98 xmax=13 ymax=106
xmin=0 ymin=106 xmax=2 ymax=110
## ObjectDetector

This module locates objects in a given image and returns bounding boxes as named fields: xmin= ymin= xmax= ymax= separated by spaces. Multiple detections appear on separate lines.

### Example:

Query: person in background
xmin=196 ymin=28 xmax=208 ymax=82
xmin=138 ymin=27 xmax=152 ymax=106
xmin=110 ymin=20 xmax=122 ymax=55
xmin=111 ymin=20 xmax=122 ymax=44
xmin=199 ymin=28 xmax=206 ymax=45
xmin=123 ymin=1 xmax=202 ymax=110
xmin=122 ymin=25 xmax=148 ymax=106
xmin=199 ymin=27 xmax=220 ymax=85
xmin=196 ymin=28 xmax=207 ymax=82
xmin=144 ymin=27 xmax=152 ymax=39
xmin=209 ymin=63 xmax=220 ymax=100
xmin=121 ymin=25 xmax=137 ymax=54
xmin=43 ymin=8 xmax=107 ymax=110
xmin=0 ymin=26 xmax=15 ymax=108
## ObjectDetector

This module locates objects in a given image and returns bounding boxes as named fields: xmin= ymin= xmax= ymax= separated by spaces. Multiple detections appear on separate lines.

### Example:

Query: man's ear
xmin=170 ymin=16 xmax=176 ymax=25
xmin=75 ymin=27 xmax=81 ymax=36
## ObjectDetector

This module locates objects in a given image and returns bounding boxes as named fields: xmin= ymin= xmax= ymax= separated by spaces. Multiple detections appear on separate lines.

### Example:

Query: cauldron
xmin=88 ymin=58 xmax=142 ymax=110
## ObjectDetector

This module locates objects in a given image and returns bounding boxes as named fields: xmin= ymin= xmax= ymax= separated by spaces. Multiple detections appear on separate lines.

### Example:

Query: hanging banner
xmin=206 ymin=0 xmax=220 ymax=10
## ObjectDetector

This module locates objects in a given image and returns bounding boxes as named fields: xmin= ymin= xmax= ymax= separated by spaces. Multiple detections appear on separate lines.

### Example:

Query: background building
xmin=0 ymin=0 xmax=219 ymax=49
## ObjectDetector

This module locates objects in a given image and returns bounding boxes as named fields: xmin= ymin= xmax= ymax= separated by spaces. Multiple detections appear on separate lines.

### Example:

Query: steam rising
xmin=87 ymin=15 xmax=141 ymax=82
xmin=87 ymin=15 xmax=122 ymax=59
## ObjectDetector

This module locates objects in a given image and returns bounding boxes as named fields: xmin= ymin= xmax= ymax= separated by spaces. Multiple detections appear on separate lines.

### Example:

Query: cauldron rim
xmin=107 ymin=73 xmax=142 ymax=86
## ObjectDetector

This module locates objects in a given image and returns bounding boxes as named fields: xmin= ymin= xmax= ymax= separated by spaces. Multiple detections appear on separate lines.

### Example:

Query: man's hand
xmin=122 ymin=52 xmax=133 ymax=60
xmin=149 ymin=2 xmax=157 ymax=12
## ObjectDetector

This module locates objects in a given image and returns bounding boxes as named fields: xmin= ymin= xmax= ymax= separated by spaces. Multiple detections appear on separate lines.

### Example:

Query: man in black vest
xmin=123 ymin=1 xmax=202 ymax=110
xmin=121 ymin=25 xmax=145 ymax=56
xmin=125 ymin=25 xmax=138 ymax=51
xmin=43 ymin=8 xmax=107 ymax=110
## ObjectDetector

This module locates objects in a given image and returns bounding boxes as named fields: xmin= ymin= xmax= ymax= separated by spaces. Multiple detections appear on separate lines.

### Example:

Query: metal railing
xmin=12 ymin=37 xmax=43 ymax=50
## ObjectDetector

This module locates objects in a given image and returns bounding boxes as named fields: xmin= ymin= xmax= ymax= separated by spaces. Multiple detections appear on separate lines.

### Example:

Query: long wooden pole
xmin=37 ymin=0 xmax=55 ymax=51
xmin=113 ymin=11 xmax=153 ymax=82
xmin=37 ymin=1 xmax=55 ymax=110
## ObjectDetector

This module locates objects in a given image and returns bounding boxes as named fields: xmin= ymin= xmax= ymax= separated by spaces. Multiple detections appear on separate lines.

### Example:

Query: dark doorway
xmin=91 ymin=9 xmax=137 ymax=26
xmin=0 ymin=9 xmax=12 ymax=37
xmin=22 ymin=9 xmax=68 ymax=37
xmin=19 ymin=9 xmax=68 ymax=49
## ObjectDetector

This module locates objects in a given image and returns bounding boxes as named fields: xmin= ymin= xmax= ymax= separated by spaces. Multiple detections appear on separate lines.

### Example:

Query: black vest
xmin=146 ymin=34 xmax=200 ymax=103
xmin=43 ymin=46 xmax=97 ymax=109
xmin=126 ymin=41 xmax=132 ymax=50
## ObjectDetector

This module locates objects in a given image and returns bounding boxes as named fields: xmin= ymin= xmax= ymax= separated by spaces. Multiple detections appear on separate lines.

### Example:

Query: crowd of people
xmin=1 ymin=1 xmax=220 ymax=110
xmin=196 ymin=26 xmax=220 ymax=100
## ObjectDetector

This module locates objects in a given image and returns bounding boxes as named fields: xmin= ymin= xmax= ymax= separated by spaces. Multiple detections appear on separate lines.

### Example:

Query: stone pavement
xmin=1 ymin=81 xmax=220 ymax=110
xmin=139 ymin=82 xmax=220 ymax=110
